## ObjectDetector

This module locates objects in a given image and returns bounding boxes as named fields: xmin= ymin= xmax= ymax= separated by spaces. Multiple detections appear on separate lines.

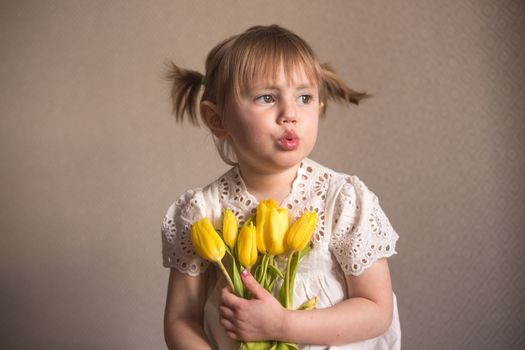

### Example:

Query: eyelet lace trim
xmin=330 ymin=177 xmax=399 ymax=276
xmin=218 ymin=169 xmax=258 ymax=225
xmin=161 ymin=189 xmax=209 ymax=276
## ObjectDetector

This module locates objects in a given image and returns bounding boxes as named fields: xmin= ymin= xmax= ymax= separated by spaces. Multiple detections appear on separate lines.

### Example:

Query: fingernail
xmin=241 ymin=269 xmax=249 ymax=278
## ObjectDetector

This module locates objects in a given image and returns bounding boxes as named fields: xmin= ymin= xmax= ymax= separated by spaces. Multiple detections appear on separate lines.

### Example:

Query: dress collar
xmin=231 ymin=159 xmax=309 ymax=207
xmin=218 ymin=159 xmax=319 ymax=224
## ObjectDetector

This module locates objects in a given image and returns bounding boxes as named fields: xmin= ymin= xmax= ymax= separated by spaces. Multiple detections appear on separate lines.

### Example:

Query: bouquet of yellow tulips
xmin=191 ymin=199 xmax=317 ymax=350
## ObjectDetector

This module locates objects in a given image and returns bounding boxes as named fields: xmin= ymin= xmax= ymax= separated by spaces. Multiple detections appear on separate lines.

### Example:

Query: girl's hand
xmin=219 ymin=269 xmax=286 ymax=341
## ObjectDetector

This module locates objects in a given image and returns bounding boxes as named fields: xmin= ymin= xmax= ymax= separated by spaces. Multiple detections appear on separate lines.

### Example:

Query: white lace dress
xmin=162 ymin=158 xmax=401 ymax=350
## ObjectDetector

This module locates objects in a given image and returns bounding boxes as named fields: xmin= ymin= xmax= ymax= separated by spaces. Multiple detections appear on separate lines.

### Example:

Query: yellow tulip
xmin=256 ymin=199 xmax=289 ymax=256
xmin=285 ymin=212 xmax=317 ymax=252
xmin=255 ymin=199 xmax=277 ymax=253
xmin=191 ymin=218 xmax=226 ymax=262
xmin=222 ymin=209 xmax=238 ymax=250
xmin=237 ymin=221 xmax=258 ymax=269
xmin=265 ymin=206 xmax=289 ymax=256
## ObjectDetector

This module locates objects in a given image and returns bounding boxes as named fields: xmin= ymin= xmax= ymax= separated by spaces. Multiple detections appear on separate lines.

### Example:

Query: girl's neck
xmin=237 ymin=162 xmax=301 ymax=205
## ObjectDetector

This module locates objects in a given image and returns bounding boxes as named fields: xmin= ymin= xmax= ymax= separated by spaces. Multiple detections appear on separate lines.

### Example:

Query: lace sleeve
xmin=329 ymin=176 xmax=399 ymax=276
xmin=161 ymin=189 xmax=210 ymax=276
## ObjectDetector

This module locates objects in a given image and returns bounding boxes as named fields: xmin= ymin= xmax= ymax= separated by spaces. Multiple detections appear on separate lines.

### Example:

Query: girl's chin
xmin=268 ymin=152 xmax=309 ymax=169
xmin=238 ymin=155 xmax=301 ymax=171
xmin=235 ymin=145 xmax=313 ymax=171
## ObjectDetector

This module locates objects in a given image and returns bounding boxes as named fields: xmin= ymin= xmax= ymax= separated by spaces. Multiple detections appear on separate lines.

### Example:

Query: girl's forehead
xmin=243 ymin=64 xmax=319 ymax=89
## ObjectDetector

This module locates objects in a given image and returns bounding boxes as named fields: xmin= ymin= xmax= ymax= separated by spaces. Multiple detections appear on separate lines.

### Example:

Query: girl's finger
xmin=218 ymin=305 xmax=235 ymax=319
xmin=225 ymin=330 xmax=239 ymax=340
xmin=220 ymin=287 xmax=237 ymax=304
xmin=219 ymin=316 xmax=235 ymax=331
xmin=240 ymin=269 xmax=270 ymax=300
xmin=220 ymin=287 xmax=246 ymax=309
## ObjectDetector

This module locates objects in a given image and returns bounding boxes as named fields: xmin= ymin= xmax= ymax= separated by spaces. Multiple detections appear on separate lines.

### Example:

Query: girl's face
xmin=223 ymin=65 xmax=320 ymax=174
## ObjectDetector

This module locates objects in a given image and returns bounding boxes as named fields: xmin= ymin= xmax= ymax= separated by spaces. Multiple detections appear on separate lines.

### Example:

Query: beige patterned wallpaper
xmin=1 ymin=1 xmax=523 ymax=349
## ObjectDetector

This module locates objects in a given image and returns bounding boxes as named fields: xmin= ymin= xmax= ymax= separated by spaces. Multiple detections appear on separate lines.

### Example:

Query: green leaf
xmin=268 ymin=343 xmax=278 ymax=350
xmin=279 ymin=243 xmax=314 ymax=308
xmin=231 ymin=258 xmax=245 ymax=297
xmin=275 ymin=342 xmax=298 ymax=350
xmin=278 ymin=280 xmax=286 ymax=306
xmin=239 ymin=340 xmax=275 ymax=350
xmin=259 ymin=254 xmax=272 ymax=291
xmin=298 ymin=242 xmax=313 ymax=260
xmin=264 ymin=259 xmax=284 ymax=292
xmin=225 ymin=245 xmax=234 ymax=258
xmin=254 ymin=263 xmax=262 ymax=283
xmin=267 ymin=263 xmax=284 ymax=279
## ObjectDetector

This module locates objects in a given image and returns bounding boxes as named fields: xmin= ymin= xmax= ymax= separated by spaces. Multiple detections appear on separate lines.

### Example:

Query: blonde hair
xmin=167 ymin=24 xmax=369 ymax=164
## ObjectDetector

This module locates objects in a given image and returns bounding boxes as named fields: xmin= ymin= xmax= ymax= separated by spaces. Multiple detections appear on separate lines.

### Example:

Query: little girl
xmin=162 ymin=25 xmax=400 ymax=350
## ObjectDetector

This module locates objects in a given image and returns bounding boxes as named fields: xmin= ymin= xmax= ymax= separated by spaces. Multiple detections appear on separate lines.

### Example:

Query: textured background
xmin=1 ymin=1 xmax=524 ymax=349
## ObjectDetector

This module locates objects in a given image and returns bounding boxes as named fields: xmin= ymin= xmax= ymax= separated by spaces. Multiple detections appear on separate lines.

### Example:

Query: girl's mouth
xmin=278 ymin=131 xmax=299 ymax=151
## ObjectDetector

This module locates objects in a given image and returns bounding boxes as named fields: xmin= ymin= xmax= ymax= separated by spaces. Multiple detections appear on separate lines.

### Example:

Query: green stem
xmin=285 ymin=251 xmax=295 ymax=309
xmin=268 ymin=255 xmax=274 ymax=289
xmin=261 ymin=254 xmax=269 ymax=289
xmin=217 ymin=260 xmax=235 ymax=292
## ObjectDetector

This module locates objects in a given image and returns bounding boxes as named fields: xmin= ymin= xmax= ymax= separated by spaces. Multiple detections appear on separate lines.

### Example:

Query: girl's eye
xmin=255 ymin=95 xmax=275 ymax=104
xmin=298 ymin=95 xmax=313 ymax=104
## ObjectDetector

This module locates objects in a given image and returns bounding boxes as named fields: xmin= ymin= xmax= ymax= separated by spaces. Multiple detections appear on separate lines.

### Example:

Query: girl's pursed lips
xmin=279 ymin=130 xmax=298 ymax=140
xmin=278 ymin=130 xmax=299 ymax=151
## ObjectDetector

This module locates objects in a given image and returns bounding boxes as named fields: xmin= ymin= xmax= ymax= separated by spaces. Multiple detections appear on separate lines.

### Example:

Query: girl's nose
xmin=277 ymin=100 xmax=297 ymax=125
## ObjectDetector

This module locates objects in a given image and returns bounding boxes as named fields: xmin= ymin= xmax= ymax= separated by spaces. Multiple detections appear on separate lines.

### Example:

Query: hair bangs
xmin=227 ymin=29 xmax=321 ymax=105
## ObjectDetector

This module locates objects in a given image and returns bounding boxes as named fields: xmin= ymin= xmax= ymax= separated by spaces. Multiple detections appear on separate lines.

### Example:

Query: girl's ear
xmin=200 ymin=101 xmax=228 ymax=138
xmin=319 ymin=101 xmax=326 ymax=115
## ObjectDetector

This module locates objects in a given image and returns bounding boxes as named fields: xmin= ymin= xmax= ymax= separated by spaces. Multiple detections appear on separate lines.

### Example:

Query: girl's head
xmin=168 ymin=24 xmax=368 ymax=165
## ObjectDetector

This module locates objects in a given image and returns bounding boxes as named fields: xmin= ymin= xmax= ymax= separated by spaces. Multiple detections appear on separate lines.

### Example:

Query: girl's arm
xmin=164 ymin=268 xmax=212 ymax=350
xmin=219 ymin=258 xmax=393 ymax=345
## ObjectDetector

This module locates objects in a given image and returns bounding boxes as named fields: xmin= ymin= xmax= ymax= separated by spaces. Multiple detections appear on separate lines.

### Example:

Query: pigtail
xmin=320 ymin=63 xmax=370 ymax=109
xmin=166 ymin=62 xmax=204 ymax=125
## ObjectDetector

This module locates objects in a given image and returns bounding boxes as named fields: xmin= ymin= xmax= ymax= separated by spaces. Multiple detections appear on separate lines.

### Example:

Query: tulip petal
xmin=191 ymin=218 xmax=225 ymax=262
xmin=222 ymin=209 xmax=238 ymax=249
xmin=237 ymin=221 xmax=258 ymax=269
